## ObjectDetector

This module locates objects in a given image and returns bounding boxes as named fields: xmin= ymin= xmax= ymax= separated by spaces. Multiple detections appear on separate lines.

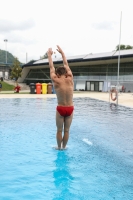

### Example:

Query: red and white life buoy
xmin=110 ymin=89 xmax=117 ymax=101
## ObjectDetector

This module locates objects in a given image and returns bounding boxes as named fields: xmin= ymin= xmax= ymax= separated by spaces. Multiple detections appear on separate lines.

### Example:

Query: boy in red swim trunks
xmin=47 ymin=45 xmax=74 ymax=150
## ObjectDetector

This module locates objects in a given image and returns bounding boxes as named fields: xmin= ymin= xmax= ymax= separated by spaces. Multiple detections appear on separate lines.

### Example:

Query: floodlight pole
xmin=117 ymin=12 xmax=122 ymax=105
xmin=26 ymin=53 xmax=28 ymax=63
xmin=4 ymin=39 xmax=8 ymax=64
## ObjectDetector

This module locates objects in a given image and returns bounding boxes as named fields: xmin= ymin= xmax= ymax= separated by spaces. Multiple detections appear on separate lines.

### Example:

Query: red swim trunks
xmin=57 ymin=106 xmax=74 ymax=117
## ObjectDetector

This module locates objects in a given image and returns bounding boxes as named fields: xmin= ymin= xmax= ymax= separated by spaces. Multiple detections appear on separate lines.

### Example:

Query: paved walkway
xmin=3 ymin=79 xmax=30 ymax=90
xmin=0 ymin=91 xmax=133 ymax=108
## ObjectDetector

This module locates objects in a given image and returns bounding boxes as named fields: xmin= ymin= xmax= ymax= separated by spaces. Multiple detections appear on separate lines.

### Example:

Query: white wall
xmin=0 ymin=71 xmax=3 ymax=77
xmin=75 ymin=80 xmax=85 ymax=90
xmin=5 ymin=72 xmax=8 ymax=79
xmin=103 ymin=81 xmax=108 ymax=92
xmin=18 ymin=68 xmax=30 ymax=83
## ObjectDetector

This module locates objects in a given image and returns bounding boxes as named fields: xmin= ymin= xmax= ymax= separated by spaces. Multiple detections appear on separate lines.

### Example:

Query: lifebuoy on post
xmin=110 ymin=89 xmax=117 ymax=101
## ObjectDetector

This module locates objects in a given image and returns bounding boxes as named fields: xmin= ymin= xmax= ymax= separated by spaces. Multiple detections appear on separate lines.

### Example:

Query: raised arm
xmin=56 ymin=45 xmax=73 ymax=77
xmin=47 ymin=48 xmax=57 ymax=80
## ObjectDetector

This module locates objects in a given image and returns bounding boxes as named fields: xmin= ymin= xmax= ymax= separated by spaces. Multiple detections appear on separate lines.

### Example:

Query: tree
xmin=40 ymin=52 xmax=48 ymax=59
xmin=125 ymin=45 xmax=133 ymax=49
xmin=115 ymin=44 xmax=133 ymax=51
xmin=10 ymin=57 xmax=22 ymax=83
xmin=40 ymin=51 xmax=56 ymax=59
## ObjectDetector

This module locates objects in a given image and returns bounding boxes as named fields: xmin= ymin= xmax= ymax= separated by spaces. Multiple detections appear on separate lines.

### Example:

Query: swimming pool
xmin=0 ymin=97 xmax=133 ymax=200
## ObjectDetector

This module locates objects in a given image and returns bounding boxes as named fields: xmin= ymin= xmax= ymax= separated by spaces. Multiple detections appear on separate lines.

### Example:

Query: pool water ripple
xmin=0 ymin=97 xmax=133 ymax=200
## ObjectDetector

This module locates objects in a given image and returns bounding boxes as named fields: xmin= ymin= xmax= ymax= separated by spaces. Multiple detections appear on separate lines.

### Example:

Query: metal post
xmin=109 ymin=90 xmax=110 ymax=104
xmin=117 ymin=12 xmax=122 ymax=105
xmin=4 ymin=39 xmax=8 ymax=64
xmin=26 ymin=53 xmax=28 ymax=63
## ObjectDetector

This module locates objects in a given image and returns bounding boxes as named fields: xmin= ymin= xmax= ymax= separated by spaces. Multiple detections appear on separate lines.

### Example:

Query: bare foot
xmin=53 ymin=146 xmax=62 ymax=150
xmin=53 ymin=146 xmax=67 ymax=150
xmin=62 ymin=147 xmax=68 ymax=150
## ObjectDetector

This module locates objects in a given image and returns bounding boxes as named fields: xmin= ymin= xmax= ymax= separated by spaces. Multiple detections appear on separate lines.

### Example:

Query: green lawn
xmin=0 ymin=81 xmax=15 ymax=91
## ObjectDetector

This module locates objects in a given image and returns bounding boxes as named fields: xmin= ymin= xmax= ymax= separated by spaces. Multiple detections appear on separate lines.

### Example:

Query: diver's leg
xmin=56 ymin=110 xmax=64 ymax=149
xmin=63 ymin=113 xmax=73 ymax=149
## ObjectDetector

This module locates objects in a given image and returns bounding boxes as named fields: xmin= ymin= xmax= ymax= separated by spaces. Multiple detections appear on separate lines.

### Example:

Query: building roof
xmin=22 ymin=49 xmax=133 ymax=68
xmin=33 ymin=54 xmax=87 ymax=65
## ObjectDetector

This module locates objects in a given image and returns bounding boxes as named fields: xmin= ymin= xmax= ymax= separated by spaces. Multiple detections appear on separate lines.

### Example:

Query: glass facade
xmin=25 ymin=63 xmax=133 ymax=81
xmin=24 ymin=69 xmax=51 ymax=84
xmin=24 ymin=62 xmax=133 ymax=91
xmin=71 ymin=63 xmax=133 ymax=81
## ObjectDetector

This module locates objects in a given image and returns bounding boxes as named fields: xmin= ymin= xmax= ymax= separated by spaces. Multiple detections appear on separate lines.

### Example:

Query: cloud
xmin=5 ymin=32 xmax=37 ymax=45
xmin=0 ymin=19 xmax=35 ymax=33
xmin=92 ymin=21 xmax=117 ymax=30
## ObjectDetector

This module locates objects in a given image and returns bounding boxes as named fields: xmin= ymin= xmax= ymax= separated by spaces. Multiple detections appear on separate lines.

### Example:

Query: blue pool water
xmin=0 ymin=97 xmax=133 ymax=200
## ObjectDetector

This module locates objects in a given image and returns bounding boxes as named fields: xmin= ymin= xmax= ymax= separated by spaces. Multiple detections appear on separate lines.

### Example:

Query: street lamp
xmin=4 ymin=39 xmax=8 ymax=64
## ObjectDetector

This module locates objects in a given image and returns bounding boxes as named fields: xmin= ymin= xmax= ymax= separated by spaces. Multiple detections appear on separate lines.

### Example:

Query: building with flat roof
xmin=19 ymin=49 xmax=133 ymax=92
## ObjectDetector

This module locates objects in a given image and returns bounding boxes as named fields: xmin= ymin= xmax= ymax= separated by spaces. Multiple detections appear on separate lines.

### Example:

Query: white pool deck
xmin=0 ymin=90 xmax=133 ymax=108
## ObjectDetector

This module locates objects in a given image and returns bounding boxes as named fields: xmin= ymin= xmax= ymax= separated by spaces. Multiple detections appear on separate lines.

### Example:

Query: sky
xmin=0 ymin=0 xmax=133 ymax=63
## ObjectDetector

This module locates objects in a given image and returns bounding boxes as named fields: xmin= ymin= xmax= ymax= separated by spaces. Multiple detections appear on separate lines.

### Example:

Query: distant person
xmin=0 ymin=81 xmax=2 ymax=92
xmin=122 ymin=85 xmax=125 ymax=93
xmin=47 ymin=45 xmax=74 ymax=150
xmin=14 ymin=84 xmax=21 ymax=93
